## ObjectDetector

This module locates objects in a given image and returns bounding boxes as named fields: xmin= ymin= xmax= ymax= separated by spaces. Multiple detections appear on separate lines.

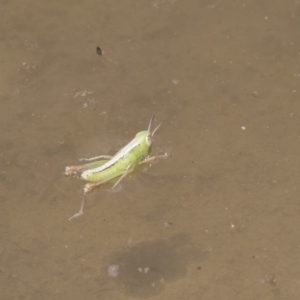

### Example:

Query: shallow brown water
xmin=1 ymin=0 xmax=300 ymax=299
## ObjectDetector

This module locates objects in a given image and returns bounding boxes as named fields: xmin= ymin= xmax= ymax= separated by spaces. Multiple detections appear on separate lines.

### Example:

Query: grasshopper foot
xmin=68 ymin=211 xmax=83 ymax=221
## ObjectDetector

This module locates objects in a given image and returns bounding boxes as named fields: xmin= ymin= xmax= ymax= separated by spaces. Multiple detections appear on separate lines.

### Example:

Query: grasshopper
xmin=65 ymin=114 xmax=168 ymax=220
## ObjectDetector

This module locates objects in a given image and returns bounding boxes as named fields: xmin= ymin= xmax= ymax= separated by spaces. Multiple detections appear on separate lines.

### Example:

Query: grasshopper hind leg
xmin=68 ymin=193 xmax=87 ymax=221
xmin=68 ymin=165 xmax=135 ymax=221
xmin=68 ymin=176 xmax=118 ymax=221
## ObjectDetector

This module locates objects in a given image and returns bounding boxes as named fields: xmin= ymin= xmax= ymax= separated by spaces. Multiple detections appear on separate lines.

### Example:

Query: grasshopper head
xmin=135 ymin=131 xmax=152 ymax=147
xmin=135 ymin=114 xmax=162 ymax=148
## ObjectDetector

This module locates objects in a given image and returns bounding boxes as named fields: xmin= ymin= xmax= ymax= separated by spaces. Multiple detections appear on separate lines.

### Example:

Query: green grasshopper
xmin=65 ymin=114 xmax=168 ymax=220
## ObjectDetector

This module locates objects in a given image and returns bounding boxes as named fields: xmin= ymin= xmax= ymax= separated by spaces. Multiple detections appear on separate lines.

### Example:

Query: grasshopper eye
xmin=146 ymin=135 xmax=152 ymax=146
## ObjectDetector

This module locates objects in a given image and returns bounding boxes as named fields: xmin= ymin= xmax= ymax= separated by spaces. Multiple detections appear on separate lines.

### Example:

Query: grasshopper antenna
xmin=148 ymin=113 xmax=155 ymax=132
xmin=152 ymin=121 xmax=163 ymax=137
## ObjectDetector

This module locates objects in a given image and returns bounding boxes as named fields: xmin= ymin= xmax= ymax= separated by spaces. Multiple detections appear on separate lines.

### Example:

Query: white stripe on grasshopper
xmin=81 ymin=138 xmax=141 ymax=179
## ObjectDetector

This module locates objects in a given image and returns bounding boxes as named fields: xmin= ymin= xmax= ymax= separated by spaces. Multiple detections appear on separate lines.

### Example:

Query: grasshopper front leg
xmin=139 ymin=153 xmax=169 ymax=165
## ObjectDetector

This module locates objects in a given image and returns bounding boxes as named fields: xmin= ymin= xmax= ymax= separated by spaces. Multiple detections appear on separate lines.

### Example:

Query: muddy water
xmin=1 ymin=0 xmax=300 ymax=299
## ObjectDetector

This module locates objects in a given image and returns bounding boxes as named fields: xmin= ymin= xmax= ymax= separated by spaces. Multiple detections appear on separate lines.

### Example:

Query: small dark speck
xmin=197 ymin=266 xmax=202 ymax=270
xmin=96 ymin=46 xmax=102 ymax=55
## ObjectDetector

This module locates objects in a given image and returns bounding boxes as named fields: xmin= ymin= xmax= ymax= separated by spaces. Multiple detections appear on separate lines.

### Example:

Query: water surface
xmin=1 ymin=0 xmax=300 ymax=299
